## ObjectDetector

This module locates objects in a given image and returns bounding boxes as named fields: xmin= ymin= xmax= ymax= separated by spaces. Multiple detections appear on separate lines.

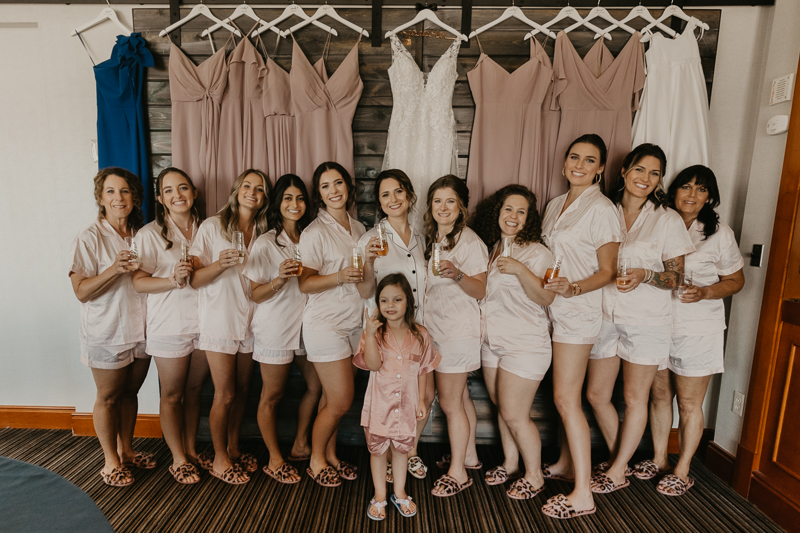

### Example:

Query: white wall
xmin=0 ymin=5 xmax=160 ymax=414
xmin=712 ymin=0 xmax=800 ymax=455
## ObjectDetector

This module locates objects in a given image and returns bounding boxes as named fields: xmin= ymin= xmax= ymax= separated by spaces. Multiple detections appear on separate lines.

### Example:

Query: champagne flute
xmin=124 ymin=236 xmax=139 ymax=270
xmin=293 ymin=244 xmax=303 ymax=276
xmin=432 ymin=242 xmax=442 ymax=277
xmin=376 ymin=221 xmax=389 ymax=257
xmin=545 ymin=254 xmax=563 ymax=282
xmin=502 ymin=237 xmax=514 ymax=258
xmin=233 ymin=231 xmax=245 ymax=264
xmin=677 ymin=270 xmax=692 ymax=299
xmin=617 ymin=257 xmax=630 ymax=287
xmin=180 ymin=240 xmax=190 ymax=263
xmin=352 ymin=247 xmax=364 ymax=273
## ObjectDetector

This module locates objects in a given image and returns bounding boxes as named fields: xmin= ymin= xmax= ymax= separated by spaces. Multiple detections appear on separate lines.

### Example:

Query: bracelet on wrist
xmin=455 ymin=270 xmax=465 ymax=283
xmin=337 ymin=271 xmax=342 ymax=286
xmin=271 ymin=279 xmax=280 ymax=292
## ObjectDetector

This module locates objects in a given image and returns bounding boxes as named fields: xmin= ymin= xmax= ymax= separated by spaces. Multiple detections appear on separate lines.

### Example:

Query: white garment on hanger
xmin=631 ymin=18 xmax=710 ymax=186
xmin=382 ymin=35 xmax=460 ymax=233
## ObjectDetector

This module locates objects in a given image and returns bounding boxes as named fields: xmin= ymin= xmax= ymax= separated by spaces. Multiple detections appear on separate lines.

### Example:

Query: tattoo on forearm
xmin=647 ymin=257 xmax=684 ymax=290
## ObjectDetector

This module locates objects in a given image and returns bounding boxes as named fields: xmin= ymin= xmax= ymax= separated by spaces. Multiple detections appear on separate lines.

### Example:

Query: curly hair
xmin=93 ymin=167 xmax=144 ymax=232
xmin=423 ymin=175 xmax=470 ymax=261
xmin=267 ymin=174 xmax=313 ymax=248
xmin=310 ymin=162 xmax=356 ymax=217
xmin=667 ymin=165 xmax=721 ymax=240
xmin=218 ymin=169 xmax=271 ymax=241
xmin=609 ymin=143 xmax=668 ymax=208
xmin=374 ymin=273 xmax=424 ymax=348
xmin=154 ymin=167 xmax=201 ymax=250
xmin=470 ymin=185 xmax=542 ymax=248
xmin=373 ymin=169 xmax=417 ymax=219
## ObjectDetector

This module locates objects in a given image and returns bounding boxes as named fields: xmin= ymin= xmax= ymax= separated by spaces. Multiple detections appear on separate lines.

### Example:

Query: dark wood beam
xmin=0 ymin=0 xmax=775 ymax=6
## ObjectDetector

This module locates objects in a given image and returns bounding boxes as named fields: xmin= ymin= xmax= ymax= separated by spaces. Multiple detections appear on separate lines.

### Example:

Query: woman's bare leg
xmin=227 ymin=352 xmax=254 ymax=461
xmin=308 ymin=358 xmax=354 ymax=476
xmin=183 ymin=350 xmax=209 ymax=462
xmin=91 ymin=367 xmax=128 ymax=475
xmin=586 ymin=356 xmax=622 ymax=457
xmin=154 ymin=356 xmax=191 ymax=465
xmin=205 ymin=351 xmax=238 ymax=473
xmin=291 ymin=355 xmax=321 ymax=459
xmin=672 ymin=374 xmax=712 ymax=481
xmin=482 ymin=366 xmax=520 ymax=474
xmin=257 ymin=362 xmax=292 ymax=471
xmin=432 ymin=371 xmax=470 ymax=492
xmin=117 ymin=357 xmax=151 ymax=462
xmin=648 ymin=369 xmax=675 ymax=472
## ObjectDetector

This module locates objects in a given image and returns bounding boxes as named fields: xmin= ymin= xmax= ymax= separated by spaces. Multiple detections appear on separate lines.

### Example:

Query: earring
xmin=593 ymin=173 xmax=602 ymax=184
xmin=561 ymin=167 xmax=566 ymax=177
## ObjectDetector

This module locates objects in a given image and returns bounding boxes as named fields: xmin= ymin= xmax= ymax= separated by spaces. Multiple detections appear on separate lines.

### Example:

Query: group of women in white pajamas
xmin=69 ymin=132 xmax=744 ymax=521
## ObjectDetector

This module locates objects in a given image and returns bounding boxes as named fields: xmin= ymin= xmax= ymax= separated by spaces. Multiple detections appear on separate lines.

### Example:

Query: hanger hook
xmin=105 ymin=0 xmax=110 ymax=6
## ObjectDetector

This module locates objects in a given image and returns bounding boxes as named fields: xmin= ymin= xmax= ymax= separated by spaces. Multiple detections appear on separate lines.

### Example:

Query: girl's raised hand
xmin=365 ymin=308 xmax=381 ymax=336
xmin=278 ymin=258 xmax=298 ymax=279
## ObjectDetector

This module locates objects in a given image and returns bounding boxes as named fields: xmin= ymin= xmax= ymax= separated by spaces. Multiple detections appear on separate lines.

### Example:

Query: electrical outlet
xmin=732 ymin=391 xmax=745 ymax=417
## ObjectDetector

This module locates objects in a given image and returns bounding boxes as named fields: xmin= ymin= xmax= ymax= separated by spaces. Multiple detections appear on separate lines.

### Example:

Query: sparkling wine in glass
xmin=293 ymin=244 xmax=303 ymax=276
xmin=617 ymin=257 xmax=630 ymax=287
xmin=677 ymin=270 xmax=692 ymax=299
xmin=432 ymin=242 xmax=442 ymax=276
xmin=376 ymin=221 xmax=389 ymax=256
xmin=502 ymin=237 xmax=514 ymax=258
xmin=124 ymin=236 xmax=139 ymax=270
xmin=545 ymin=254 xmax=562 ymax=282
xmin=180 ymin=240 xmax=190 ymax=263
xmin=352 ymin=247 xmax=364 ymax=272
xmin=233 ymin=231 xmax=245 ymax=264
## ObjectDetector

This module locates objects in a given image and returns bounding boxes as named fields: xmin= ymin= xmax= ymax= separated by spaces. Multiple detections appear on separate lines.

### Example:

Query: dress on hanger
xmin=169 ymin=43 xmax=228 ymax=217
xmin=382 ymin=35 xmax=460 ymax=232
xmin=260 ymin=37 xmax=296 ymax=182
xmin=549 ymin=31 xmax=645 ymax=200
xmin=290 ymin=35 xmax=363 ymax=189
xmin=632 ymin=18 xmax=710 ymax=186
xmin=465 ymin=37 xmax=553 ymax=212
xmin=93 ymin=33 xmax=154 ymax=221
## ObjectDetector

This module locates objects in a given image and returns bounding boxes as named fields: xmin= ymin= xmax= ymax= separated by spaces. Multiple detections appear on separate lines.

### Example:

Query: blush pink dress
xmin=466 ymin=37 xmax=554 ymax=212
xmin=549 ymin=32 xmax=645 ymax=200
xmin=290 ymin=35 xmax=363 ymax=188
xmin=260 ymin=38 xmax=296 ymax=183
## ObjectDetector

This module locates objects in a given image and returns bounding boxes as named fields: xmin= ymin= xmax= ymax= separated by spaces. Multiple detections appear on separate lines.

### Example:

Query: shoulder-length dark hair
xmin=423 ymin=175 xmax=470 ymax=261
xmin=373 ymin=169 xmax=417 ymax=219
xmin=667 ymin=165 xmax=721 ymax=240
xmin=609 ymin=143 xmax=668 ymax=208
xmin=154 ymin=167 xmax=201 ymax=250
xmin=374 ymin=273 xmax=424 ymax=348
xmin=471 ymin=185 xmax=542 ymax=248
xmin=93 ymin=167 xmax=144 ymax=232
xmin=218 ymin=169 xmax=271 ymax=242
xmin=564 ymin=133 xmax=608 ymax=188
xmin=311 ymin=161 xmax=356 ymax=217
xmin=267 ymin=174 xmax=313 ymax=248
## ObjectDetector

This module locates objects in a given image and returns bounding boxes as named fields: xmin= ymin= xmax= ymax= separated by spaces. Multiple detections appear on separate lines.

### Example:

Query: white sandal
xmin=367 ymin=499 xmax=388 ymax=521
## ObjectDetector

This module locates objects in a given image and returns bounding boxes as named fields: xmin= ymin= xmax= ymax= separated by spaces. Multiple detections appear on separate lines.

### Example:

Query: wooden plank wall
xmin=134 ymin=7 xmax=721 ymax=446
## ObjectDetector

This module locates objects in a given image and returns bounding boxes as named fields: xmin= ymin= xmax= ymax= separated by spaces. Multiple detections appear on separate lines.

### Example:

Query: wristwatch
xmin=455 ymin=270 xmax=465 ymax=283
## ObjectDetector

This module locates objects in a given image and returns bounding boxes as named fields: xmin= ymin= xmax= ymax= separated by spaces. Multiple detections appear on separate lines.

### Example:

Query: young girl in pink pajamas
xmin=354 ymin=274 xmax=440 ymax=521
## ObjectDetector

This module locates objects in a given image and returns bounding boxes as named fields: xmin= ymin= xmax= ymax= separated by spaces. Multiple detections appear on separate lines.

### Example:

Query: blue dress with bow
xmin=94 ymin=33 xmax=155 ymax=221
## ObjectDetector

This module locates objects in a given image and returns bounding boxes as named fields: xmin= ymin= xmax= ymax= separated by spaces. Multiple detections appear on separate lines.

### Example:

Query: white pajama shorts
xmin=590 ymin=320 xmax=671 ymax=366
xmin=146 ymin=333 xmax=200 ymax=358
xmin=549 ymin=309 xmax=602 ymax=345
xmin=433 ymin=337 xmax=481 ymax=374
xmin=81 ymin=341 xmax=148 ymax=370
xmin=658 ymin=331 xmax=725 ymax=377
xmin=198 ymin=336 xmax=255 ymax=355
xmin=253 ymin=336 xmax=307 ymax=365
xmin=303 ymin=327 xmax=361 ymax=363
xmin=480 ymin=336 xmax=552 ymax=381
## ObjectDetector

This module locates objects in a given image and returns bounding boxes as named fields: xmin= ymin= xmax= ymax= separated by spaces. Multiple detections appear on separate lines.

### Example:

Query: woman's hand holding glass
xmin=173 ymin=258 xmax=193 ymax=286
xmin=678 ymin=284 xmax=706 ymax=303
xmin=364 ymin=236 xmax=382 ymax=263
xmin=437 ymin=259 xmax=460 ymax=280
xmin=616 ymin=268 xmax=646 ymax=293
xmin=278 ymin=258 xmax=299 ymax=279
xmin=339 ymin=266 xmax=363 ymax=283
xmin=496 ymin=256 xmax=525 ymax=277
xmin=218 ymin=249 xmax=240 ymax=270
xmin=544 ymin=275 xmax=573 ymax=297
xmin=114 ymin=250 xmax=136 ymax=274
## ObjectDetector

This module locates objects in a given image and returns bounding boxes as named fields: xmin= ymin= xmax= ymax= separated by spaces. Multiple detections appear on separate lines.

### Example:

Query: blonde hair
xmin=423 ymin=175 xmax=470 ymax=261
xmin=218 ymin=169 xmax=271 ymax=241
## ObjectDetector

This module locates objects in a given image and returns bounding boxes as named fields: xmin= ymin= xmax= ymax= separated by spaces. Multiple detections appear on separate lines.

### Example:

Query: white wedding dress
xmin=382 ymin=35 xmax=460 ymax=232
xmin=632 ymin=17 xmax=710 ymax=186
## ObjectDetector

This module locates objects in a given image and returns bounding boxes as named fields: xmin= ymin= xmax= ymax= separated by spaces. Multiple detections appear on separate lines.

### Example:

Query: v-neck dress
xmin=549 ymin=32 xmax=645 ymax=199
xmin=465 ymin=38 xmax=554 ymax=212
xmin=169 ymin=44 xmax=228 ymax=218
xmin=290 ymin=37 xmax=363 ymax=189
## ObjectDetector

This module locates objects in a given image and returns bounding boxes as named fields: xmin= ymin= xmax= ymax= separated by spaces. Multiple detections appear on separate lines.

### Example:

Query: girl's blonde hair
xmin=218 ymin=169 xmax=271 ymax=241
xmin=374 ymin=273 xmax=424 ymax=349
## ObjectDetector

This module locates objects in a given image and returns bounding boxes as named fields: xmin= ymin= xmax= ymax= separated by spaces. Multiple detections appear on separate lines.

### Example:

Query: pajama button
xmin=397 ymin=356 xmax=401 ymax=360
xmin=395 ymin=409 xmax=399 ymax=413
xmin=395 ymin=393 xmax=400 ymax=397
xmin=397 ymin=374 xmax=401 ymax=378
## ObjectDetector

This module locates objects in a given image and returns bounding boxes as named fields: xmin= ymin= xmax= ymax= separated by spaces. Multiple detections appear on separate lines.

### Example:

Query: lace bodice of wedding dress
xmin=382 ymin=35 xmax=460 ymax=232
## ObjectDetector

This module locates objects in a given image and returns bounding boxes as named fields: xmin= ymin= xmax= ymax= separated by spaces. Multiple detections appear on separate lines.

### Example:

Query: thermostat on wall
xmin=767 ymin=115 xmax=789 ymax=135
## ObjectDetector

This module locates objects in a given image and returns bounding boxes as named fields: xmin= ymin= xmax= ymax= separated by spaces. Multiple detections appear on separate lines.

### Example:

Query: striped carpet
xmin=0 ymin=428 xmax=783 ymax=533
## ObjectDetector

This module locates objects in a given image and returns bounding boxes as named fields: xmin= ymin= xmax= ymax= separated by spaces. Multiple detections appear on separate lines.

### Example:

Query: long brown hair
xmin=310 ymin=161 xmax=356 ymax=217
xmin=218 ymin=169 xmax=271 ymax=241
xmin=423 ymin=175 xmax=470 ymax=261
xmin=267 ymin=174 xmax=313 ymax=248
xmin=609 ymin=144 xmax=668 ymax=208
xmin=155 ymin=167 xmax=201 ymax=249
xmin=374 ymin=273 xmax=424 ymax=349
xmin=374 ymin=169 xmax=417 ymax=219
xmin=93 ymin=167 xmax=144 ymax=232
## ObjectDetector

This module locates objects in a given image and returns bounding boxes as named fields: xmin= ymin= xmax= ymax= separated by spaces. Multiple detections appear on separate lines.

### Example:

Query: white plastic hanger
xmin=71 ymin=0 xmax=131 ymax=37
xmin=159 ymin=2 xmax=241 ymax=38
xmin=599 ymin=3 xmax=677 ymax=42
xmin=385 ymin=9 xmax=467 ymax=42
xmin=578 ymin=2 xmax=638 ymax=39
xmin=469 ymin=5 xmax=556 ymax=40
xmin=252 ymin=4 xmax=336 ymax=38
xmin=202 ymin=2 xmax=278 ymax=37
xmin=281 ymin=4 xmax=368 ymax=38
xmin=525 ymin=5 xmax=612 ymax=41
xmin=640 ymin=1 xmax=709 ymax=40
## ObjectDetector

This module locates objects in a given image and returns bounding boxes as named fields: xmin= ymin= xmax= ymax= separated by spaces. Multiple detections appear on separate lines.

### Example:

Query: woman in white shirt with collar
xmin=634 ymin=166 xmax=744 ymax=496
xmin=356 ymin=169 xmax=431 ymax=479
xmin=190 ymin=169 xmax=271 ymax=485
xmin=68 ymin=167 xmax=151 ymax=487
xmin=586 ymin=144 xmax=694 ymax=495
xmin=299 ymin=162 xmax=366 ymax=488
xmin=132 ymin=168 xmax=204 ymax=485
